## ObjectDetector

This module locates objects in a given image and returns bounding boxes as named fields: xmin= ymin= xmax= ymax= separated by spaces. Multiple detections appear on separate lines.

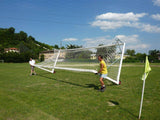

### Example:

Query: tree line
xmin=0 ymin=27 xmax=159 ymax=63
xmin=124 ymin=49 xmax=160 ymax=63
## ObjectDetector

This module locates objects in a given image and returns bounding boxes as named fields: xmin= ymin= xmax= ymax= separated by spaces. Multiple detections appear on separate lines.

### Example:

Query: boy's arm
xmin=29 ymin=61 xmax=33 ymax=67
xmin=98 ymin=63 xmax=104 ymax=73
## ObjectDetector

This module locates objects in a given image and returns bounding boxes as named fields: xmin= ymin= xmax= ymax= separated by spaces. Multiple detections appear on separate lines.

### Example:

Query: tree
xmin=53 ymin=44 xmax=59 ymax=49
xmin=61 ymin=46 xmax=65 ymax=49
xmin=19 ymin=31 xmax=27 ymax=42
xmin=8 ymin=27 xmax=15 ymax=34
xmin=28 ymin=36 xmax=35 ymax=43
xmin=0 ymin=44 xmax=4 ymax=53
xmin=148 ymin=49 xmax=160 ymax=62
xmin=135 ymin=53 xmax=146 ymax=63
xmin=66 ymin=44 xmax=82 ymax=49
xmin=19 ymin=42 xmax=30 ymax=53
xmin=125 ymin=49 xmax=135 ymax=56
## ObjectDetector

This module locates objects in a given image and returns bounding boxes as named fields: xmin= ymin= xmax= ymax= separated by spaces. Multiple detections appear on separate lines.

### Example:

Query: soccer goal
xmin=35 ymin=39 xmax=125 ymax=84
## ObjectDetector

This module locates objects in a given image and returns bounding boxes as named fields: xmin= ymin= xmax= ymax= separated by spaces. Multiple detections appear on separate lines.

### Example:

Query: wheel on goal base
xmin=119 ymin=81 xmax=121 ymax=85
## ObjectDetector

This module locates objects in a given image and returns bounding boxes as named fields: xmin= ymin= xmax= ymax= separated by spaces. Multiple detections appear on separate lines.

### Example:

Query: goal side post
xmin=116 ymin=42 xmax=125 ymax=84
xmin=52 ymin=49 xmax=61 ymax=73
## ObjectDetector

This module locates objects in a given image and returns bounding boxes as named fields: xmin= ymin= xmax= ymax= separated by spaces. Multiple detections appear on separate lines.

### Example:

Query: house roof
xmin=4 ymin=48 xmax=19 ymax=50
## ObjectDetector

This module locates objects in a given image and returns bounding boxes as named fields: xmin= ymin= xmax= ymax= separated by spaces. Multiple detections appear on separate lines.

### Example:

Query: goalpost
xmin=35 ymin=39 xmax=125 ymax=85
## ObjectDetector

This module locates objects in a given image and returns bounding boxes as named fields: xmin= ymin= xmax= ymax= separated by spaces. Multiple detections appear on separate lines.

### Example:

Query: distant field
xmin=0 ymin=63 xmax=160 ymax=120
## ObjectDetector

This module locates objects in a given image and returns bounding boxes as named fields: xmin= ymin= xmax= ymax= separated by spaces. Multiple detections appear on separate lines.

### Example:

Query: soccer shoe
xmin=101 ymin=87 xmax=106 ymax=92
xmin=95 ymin=73 xmax=100 ymax=75
xmin=99 ymin=87 xmax=106 ymax=92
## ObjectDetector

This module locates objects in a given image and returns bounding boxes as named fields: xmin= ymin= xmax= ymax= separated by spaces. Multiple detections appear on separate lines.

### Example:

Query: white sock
xmin=103 ymin=85 xmax=105 ymax=87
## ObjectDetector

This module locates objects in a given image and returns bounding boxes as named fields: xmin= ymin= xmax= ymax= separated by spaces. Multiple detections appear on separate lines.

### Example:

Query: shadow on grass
xmin=37 ymin=73 xmax=111 ymax=91
xmin=36 ymin=72 xmax=138 ymax=118
xmin=37 ymin=73 xmax=138 ymax=118
xmin=108 ymin=100 xmax=138 ymax=119
xmin=119 ymin=106 xmax=138 ymax=119
xmin=36 ymin=73 xmax=117 ymax=91
xmin=37 ymin=73 xmax=89 ymax=89
xmin=85 ymin=84 xmax=99 ymax=90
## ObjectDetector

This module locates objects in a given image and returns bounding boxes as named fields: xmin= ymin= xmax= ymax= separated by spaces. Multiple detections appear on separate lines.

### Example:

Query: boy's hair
xmin=98 ymin=55 xmax=103 ymax=59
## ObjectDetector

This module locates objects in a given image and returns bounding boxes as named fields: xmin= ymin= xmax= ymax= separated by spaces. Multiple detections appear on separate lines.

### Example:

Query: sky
xmin=0 ymin=0 xmax=160 ymax=53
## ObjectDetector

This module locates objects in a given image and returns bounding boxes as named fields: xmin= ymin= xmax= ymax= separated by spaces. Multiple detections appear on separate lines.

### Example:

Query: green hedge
xmin=0 ymin=52 xmax=37 ymax=63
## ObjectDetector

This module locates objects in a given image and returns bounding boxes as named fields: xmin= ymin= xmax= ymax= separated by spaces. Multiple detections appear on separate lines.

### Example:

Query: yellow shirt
xmin=100 ymin=60 xmax=108 ymax=74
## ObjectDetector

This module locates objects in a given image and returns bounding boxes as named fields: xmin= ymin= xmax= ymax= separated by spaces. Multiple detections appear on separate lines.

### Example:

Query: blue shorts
xmin=99 ymin=73 xmax=108 ymax=78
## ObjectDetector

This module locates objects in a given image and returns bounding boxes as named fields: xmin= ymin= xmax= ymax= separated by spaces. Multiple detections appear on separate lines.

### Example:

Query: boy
xmin=97 ymin=55 xmax=108 ymax=92
xmin=29 ymin=58 xmax=36 ymax=75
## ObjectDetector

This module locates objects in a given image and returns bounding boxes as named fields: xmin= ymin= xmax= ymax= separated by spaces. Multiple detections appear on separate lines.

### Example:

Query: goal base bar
xmin=105 ymin=76 xmax=119 ymax=85
xmin=34 ymin=65 xmax=54 ymax=73
xmin=54 ymin=66 xmax=97 ymax=73
xmin=55 ymin=67 xmax=120 ymax=84
xmin=35 ymin=65 xmax=120 ymax=84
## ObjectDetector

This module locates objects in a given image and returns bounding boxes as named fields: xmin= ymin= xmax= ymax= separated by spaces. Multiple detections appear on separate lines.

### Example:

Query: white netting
xmin=35 ymin=39 xmax=125 ymax=84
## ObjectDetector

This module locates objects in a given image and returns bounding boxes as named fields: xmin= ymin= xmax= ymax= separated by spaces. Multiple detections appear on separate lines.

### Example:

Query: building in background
xmin=39 ymin=50 xmax=66 ymax=61
xmin=39 ymin=50 xmax=54 ymax=60
xmin=90 ymin=54 xmax=96 ymax=60
xmin=4 ymin=48 xmax=19 ymax=53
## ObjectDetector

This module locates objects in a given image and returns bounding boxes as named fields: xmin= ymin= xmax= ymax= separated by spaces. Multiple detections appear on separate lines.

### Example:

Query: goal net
xmin=35 ymin=39 xmax=125 ymax=84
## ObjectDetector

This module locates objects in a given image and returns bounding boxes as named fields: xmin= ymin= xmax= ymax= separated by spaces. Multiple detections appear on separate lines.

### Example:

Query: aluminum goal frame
xmin=35 ymin=39 xmax=125 ymax=85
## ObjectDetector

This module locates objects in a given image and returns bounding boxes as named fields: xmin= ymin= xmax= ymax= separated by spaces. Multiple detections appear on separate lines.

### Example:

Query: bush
xmin=123 ymin=57 xmax=139 ymax=63
xmin=40 ymin=54 xmax=44 ymax=62
xmin=0 ymin=51 xmax=36 ymax=63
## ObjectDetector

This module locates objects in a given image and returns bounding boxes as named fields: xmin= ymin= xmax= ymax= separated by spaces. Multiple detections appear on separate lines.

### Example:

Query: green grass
xmin=0 ymin=63 xmax=160 ymax=120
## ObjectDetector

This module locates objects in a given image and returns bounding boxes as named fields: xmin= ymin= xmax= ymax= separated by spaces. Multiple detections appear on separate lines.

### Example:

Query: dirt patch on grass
xmin=26 ymin=83 xmax=46 ymax=87
xmin=108 ymin=101 xmax=119 ymax=106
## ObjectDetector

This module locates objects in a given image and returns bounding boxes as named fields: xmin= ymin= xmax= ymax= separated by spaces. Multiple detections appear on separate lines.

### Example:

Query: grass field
xmin=0 ymin=63 xmax=160 ymax=120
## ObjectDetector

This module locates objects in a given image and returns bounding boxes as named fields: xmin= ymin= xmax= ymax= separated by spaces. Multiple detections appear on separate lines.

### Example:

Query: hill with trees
xmin=0 ymin=27 xmax=53 ymax=62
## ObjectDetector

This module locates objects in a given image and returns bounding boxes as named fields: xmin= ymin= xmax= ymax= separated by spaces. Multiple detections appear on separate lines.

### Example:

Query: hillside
xmin=0 ymin=27 xmax=53 ymax=54
xmin=0 ymin=27 xmax=54 ymax=62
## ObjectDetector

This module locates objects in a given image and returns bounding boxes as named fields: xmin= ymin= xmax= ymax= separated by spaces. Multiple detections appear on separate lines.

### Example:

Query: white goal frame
xmin=35 ymin=39 xmax=125 ymax=85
